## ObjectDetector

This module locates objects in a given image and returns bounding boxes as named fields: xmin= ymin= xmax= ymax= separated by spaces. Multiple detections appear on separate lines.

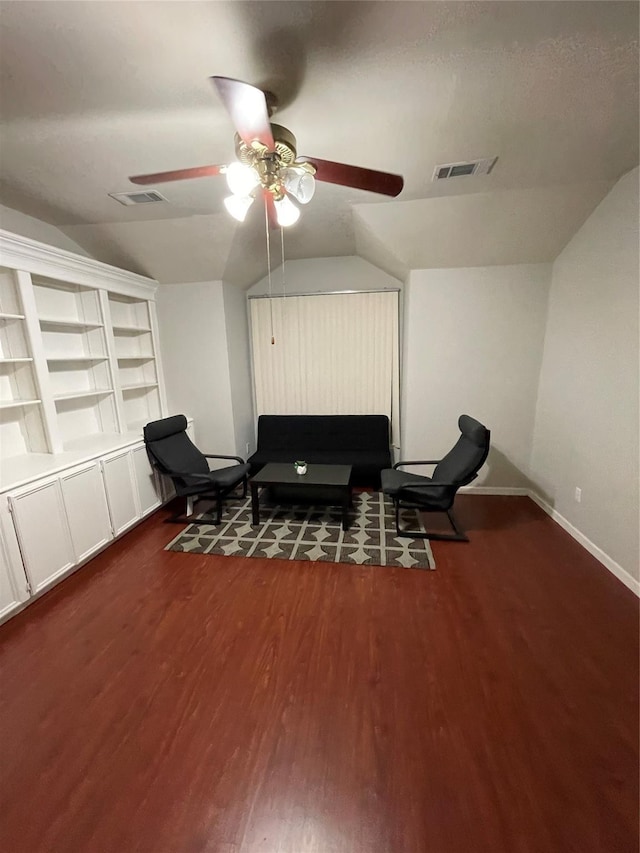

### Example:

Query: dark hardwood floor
xmin=0 ymin=495 xmax=637 ymax=853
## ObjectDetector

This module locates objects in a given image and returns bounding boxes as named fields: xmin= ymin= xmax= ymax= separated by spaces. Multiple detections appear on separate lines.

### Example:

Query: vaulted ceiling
xmin=0 ymin=1 xmax=637 ymax=285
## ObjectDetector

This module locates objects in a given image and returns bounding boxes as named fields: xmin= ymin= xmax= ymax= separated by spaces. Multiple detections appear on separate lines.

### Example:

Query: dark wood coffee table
xmin=249 ymin=463 xmax=353 ymax=531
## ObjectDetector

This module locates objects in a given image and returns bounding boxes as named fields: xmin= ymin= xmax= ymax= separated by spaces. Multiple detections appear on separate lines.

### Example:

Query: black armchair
xmin=143 ymin=415 xmax=250 ymax=525
xmin=381 ymin=415 xmax=490 ymax=541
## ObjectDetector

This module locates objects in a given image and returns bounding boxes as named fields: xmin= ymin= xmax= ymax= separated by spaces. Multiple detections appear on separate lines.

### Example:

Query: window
xmin=250 ymin=290 xmax=400 ymax=442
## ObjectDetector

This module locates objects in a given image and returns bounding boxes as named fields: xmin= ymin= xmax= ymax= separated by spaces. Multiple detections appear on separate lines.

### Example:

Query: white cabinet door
xmin=131 ymin=445 xmax=162 ymax=517
xmin=101 ymin=450 xmax=140 ymax=536
xmin=161 ymin=474 xmax=176 ymax=503
xmin=0 ymin=497 xmax=30 ymax=621
xmin=60 ymin=462 xmax=113 ymax=562
xmin=0 ymin=535 xmax=24 ymax=621
xmin=8 ymin=478 xmax=75 ymax=593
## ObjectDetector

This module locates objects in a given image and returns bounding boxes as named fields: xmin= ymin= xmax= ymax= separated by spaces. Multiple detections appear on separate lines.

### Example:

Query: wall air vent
xmin=109 ymin=190 xmax=168 ymax=206
xmin=432 ymin=156 xmax=498 ymax=181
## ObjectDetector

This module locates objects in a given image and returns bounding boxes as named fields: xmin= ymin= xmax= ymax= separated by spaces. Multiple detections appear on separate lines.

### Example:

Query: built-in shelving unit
xmin=0 ymin=230 xmax=167 ymax=484
xmin=0 ymin=229 xmax=175 ymax=626
xmin=0 ymin=267 xmax=49 ymax=458
xmin=108 ymin=293 xmax=161 ymax=432
xmin=32 ymin=276 xmax=120 ymax=448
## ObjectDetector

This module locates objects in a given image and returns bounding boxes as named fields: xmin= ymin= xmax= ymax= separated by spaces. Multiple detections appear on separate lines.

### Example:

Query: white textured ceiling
xmin=0 ymin=1 xmax=638 ymax=284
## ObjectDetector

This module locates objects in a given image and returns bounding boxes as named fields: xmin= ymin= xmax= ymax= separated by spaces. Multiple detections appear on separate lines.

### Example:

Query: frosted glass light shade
xmin=283 ymin=169 xmax=316 ymax=204
xmin=274 ymin=194 xmax=300 ymax=227
xmin=225 ymin=162 xmax=260 ymax=196
xmin=224 ymin=194 xmax=254 ymax=222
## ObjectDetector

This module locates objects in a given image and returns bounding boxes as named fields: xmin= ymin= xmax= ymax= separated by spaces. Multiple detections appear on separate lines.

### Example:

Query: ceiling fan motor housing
xmin=235 ymin=124 xmax=308 ymax=199
xmin=235 ymin=124 xmax=298 ymax=166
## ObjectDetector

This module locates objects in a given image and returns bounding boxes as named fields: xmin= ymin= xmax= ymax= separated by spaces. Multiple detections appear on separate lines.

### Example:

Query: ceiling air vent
xmin=432 ymin=156 xmax=498 ymax=181
xmin=109 ymin=190 xmax=168 ymax=206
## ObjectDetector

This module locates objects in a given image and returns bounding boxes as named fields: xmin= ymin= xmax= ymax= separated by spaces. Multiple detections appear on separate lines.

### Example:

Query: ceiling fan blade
xmin=210 ymin=76 xmax=275 ymax=152
xmin=129 ymin=165 xmax=223 ymax=185
xmin=296 ymin=156 xmax=404 ymax=197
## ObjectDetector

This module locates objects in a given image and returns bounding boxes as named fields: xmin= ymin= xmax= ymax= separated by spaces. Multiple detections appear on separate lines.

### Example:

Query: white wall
xmin=402 ymin=264 xmax=551 ymax=487
xmin=530 ymin=167 xmax=639 ymax=584
xmin=0 ymin=204 xmax=92 ymax=257
xmin=222 ymin=280 xmax=255 ymax=457
xmin=248 ymin=255 xmax=402 ymax=296
xmin=155 ymin=281 xmax=236 ymax=454
xmin=165 ymin=256 xmax=402 ymax=457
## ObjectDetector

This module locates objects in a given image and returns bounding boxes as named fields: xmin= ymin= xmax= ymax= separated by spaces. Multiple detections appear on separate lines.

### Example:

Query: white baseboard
xmin=527 ymin=490 xmax=639 ymax=597
xmin=459 ymin=485 xmax=530 ymax=496
xmin=458 ymin=485 xmax=638 ymax=597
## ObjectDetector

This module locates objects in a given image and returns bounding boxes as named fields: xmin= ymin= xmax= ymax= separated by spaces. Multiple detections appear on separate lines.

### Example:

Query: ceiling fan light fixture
xmin=283 ymin=169 xmax=316 ymax=205
xmin=274 ymin=194 xmax=300 ymax=227
xmin=224 ymin=194 xmax=254 ymax=222
xmin=131 ymin=77 xmax=405 ymax=233
xmin=225 ymin=161 xmax=260 ymax=196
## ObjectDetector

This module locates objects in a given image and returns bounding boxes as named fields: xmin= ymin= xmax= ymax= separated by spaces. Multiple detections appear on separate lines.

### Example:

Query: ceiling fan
xmin=129 ymin=77 xmax=404 ymax=227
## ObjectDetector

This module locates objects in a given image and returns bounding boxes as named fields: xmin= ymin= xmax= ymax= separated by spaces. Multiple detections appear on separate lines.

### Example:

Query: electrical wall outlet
xmin=574 ymin=487 xmax=582 ymax=503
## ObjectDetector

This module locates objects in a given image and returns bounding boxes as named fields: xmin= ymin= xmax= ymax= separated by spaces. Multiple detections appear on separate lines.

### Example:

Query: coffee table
xmin=249 ymin=463 xmax=353 ymax=531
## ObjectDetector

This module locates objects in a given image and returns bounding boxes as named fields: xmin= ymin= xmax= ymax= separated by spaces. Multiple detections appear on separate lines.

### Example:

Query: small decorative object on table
xmin=294 ymin=460 xmax=308 ymax=475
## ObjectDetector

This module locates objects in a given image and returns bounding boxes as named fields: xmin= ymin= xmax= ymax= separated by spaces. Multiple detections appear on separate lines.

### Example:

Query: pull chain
xmin=265 ymin=199 xmax=274 ymax=344
xmin=280 ymin=226 xmax=286 ymax=350
xmin=280 ymin=226 xmax=286 ymax=301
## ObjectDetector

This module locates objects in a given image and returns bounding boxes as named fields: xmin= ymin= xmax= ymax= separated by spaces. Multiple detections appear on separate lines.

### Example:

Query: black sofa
xmin=248 ymin=414 xmax=392 ymax=487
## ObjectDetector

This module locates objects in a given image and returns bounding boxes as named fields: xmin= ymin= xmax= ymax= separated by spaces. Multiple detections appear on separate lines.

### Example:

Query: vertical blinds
xmin=250 ymin=291 xmax=400 ymax=443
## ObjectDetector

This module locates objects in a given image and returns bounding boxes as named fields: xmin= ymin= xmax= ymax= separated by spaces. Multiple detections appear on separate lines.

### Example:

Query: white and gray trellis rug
xmin=165 ymin=491 xmax=435 ymax=570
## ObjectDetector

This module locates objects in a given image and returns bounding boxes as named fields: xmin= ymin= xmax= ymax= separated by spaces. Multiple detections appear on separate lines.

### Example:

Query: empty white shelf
xmin=46 ymin=356 xmax=108 ymax=363
xmin=0 ymin=312 xmax=25 ymax=321
xmin=39 ymin=317 xmax=104 ymax=330
xmin=53 ymin=389 xmax=114 ymax=402
xmin=116 ymin=355 xmax=154 ymax=362
xmin=121 ymin=382 xmax=158 ymax=392
xmin=112 ymin=325 xmax=151 ymax=335
xmin=0 ymin=357 xmax=33 ymax=364
xmin=0 ymin=398 xmax=41 ymax=409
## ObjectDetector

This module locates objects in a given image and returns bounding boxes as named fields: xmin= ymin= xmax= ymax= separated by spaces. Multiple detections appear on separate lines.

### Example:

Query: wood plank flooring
xmin=0 ymin=495 xmax=637 ymax=853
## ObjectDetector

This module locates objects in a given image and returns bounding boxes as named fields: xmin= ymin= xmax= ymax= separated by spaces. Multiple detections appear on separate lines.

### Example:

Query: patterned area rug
xmin=166 ymin=491 xmax=435 ymax=570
